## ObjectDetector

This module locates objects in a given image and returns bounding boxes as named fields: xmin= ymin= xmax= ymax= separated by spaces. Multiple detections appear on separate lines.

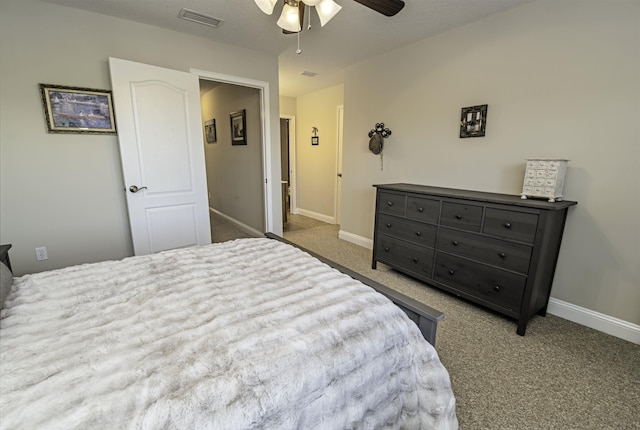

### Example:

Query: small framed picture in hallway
xmin=230 ymin=109 xmax=246 ymax=145
xmin=204 ymin=118 xmax=217 ymax=143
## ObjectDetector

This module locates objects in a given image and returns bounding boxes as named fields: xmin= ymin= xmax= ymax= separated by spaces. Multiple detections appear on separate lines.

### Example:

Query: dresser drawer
xmin=440 ymin=201 xmax=482 ymax=232
xmin=434 ymin=254 xmax=525 ymax=314
xmin=377 ymin=214 xmax=436 ymax=248
xmin=437 ymin=228 xmax=533 ymax=274
xmin=483 ymin=208 xmax=538 ymax=243
xmin=377 ymin=191 xmax=406 ymax=216
xmin=376 ymin=234 xmax=434 ymax=279
xmin=406 ymin=196 xmax=440 ymax=224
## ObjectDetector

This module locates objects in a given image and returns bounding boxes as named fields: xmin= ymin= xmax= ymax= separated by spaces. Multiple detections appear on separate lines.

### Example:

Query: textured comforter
xmin=0 ymin=238 xmax=457 ymax=429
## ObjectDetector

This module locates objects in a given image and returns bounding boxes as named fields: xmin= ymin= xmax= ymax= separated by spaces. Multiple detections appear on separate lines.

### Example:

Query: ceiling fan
xmin=254 ymin=0 xmax=405 ymax=34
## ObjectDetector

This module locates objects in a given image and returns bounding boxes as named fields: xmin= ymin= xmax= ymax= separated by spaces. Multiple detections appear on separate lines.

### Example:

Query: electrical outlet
xmin=35 ymin=247 xmax=48 ymax=261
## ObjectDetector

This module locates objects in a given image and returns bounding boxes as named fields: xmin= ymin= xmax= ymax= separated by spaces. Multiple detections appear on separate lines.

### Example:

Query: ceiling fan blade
xmin=283 ymin=1 xmax=305 ymax=34
xmin=353 ymin=0 xmax=405 ymax=17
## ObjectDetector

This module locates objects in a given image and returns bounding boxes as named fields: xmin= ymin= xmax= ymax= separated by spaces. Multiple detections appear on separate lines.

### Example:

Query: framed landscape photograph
xmin=204 ymin=118 xmax=217 ymax=143
xmin=39 ymin=84 xmax=117 ymax=134
xmin=230 ymin=109 xmax=246 ymax=145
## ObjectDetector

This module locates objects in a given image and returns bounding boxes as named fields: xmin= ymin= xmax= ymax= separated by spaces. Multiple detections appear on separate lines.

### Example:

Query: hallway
xmin=209 ymin=211 xmax=333 ymax=243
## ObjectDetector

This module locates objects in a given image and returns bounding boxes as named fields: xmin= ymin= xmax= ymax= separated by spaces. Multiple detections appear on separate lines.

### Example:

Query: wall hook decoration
xmin=368 ymin=122 xmax=391 ymax=155
xmin=311 ymin=127 xmax=319 ymax=145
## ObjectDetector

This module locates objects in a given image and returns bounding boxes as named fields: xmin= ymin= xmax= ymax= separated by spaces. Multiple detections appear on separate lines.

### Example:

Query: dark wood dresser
xmin=372 ymin=183 xmax=577 ymax=335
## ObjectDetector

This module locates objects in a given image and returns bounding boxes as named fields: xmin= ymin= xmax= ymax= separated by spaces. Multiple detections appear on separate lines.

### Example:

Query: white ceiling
xmin=41 ymin=0 xmax=535 ymax=97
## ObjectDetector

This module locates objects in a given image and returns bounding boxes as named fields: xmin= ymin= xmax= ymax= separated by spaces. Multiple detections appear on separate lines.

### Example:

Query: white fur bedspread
xmin=0 ymin=238 xmax=457 ymax=429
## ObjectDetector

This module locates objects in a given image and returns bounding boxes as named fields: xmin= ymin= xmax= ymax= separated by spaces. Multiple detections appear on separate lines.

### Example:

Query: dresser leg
xmin=372 ymin=260 xmax=377 ymax=269
xmin=516 ymin=321 xmax=527 ymax=336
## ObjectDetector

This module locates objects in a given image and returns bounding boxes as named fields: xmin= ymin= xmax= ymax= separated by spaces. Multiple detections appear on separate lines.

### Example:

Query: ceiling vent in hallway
xmin=300 ymin=71 xmax=319 ymax=77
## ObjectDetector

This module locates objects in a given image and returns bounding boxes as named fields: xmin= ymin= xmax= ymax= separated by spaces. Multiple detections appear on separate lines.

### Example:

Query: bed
xmin=0 ymin=236 xmax=457 ymax=429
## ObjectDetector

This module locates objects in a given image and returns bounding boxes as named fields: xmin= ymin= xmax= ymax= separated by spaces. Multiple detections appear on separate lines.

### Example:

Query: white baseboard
xmin=338 ymin=229 xmax=373 ymax=249
xmin=336 ymin=230 xmax=639 ymax=345
xmin=547 ymin=298 xmax=640 ymax=344
xmin=209 ymin=208 xmax=263 ymax=237
xmin=296 ymin=208 xmax=335 ymax=224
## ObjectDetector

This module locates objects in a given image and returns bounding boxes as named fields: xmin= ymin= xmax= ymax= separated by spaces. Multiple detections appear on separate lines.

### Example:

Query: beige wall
xmin=295 ymin=85 xmax=344 ymax=220
xmin=340 ymin=0 xmax=640 ymax=325
xmin=201 ymin=84 xmax=265 ymax=231
xmin=0 ymin=0 xmax=280 ymax=275
xmin=279 ymin=96 xmax=297 ymax=117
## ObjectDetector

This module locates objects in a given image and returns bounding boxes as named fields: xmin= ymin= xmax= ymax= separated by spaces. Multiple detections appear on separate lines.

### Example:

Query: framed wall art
xmin=39 ymin=84 xmax=117 ymax=134
xmin=230 ymin=109 xmax=247 ymax=145
xmin=204 ymin=118 xmax=217 ymax=143
xmin=459 ymin=104 xmax=488 ymax=138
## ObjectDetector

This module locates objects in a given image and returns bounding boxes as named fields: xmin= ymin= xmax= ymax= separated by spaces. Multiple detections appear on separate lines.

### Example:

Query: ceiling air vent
xmin=178 ymin=8 xmax=224 ymax=28
xmin=300 ymin=71 xmax=319 ymax=77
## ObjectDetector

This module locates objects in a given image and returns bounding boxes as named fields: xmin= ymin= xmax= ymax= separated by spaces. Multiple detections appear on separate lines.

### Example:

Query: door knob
xmin=129 ymin=185 xmax=147 ymax=193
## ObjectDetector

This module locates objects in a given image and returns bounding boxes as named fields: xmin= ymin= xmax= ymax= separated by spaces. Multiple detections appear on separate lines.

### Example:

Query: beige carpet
xmin=214 ymin=214 xmax=640 ymax=429
xmin=285 ymin=224 xmax=640 ymax=429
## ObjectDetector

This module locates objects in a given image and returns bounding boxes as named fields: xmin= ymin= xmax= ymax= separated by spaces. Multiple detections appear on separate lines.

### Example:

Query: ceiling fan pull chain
xmin=296 ymin=31 xmax=302 ymax=54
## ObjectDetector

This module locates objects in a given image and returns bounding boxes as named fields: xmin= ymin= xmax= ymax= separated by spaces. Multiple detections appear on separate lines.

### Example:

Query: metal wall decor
xmin=368 ymin=122 xmax=392 ymax=155
xmin=460 ymin=104 xmax=488 ymax=138
xmin=311 ymin=127 xmax=319 ymax=145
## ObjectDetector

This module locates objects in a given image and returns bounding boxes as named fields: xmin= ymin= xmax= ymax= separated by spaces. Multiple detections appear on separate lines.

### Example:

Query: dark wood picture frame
xmin=230 ymin=109 xmax=247 ymax=145
xmin=460 ymin=104 xmax=488 ymax=138
xmin=39 ymin=83 xmax=117 ymax=134
xmin=204 ymin=118 xmax=217 ymax=143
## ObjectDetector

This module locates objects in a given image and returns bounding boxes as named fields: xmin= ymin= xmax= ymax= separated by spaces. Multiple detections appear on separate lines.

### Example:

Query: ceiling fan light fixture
xmin=316 ymin=0 xmax=341 ymax=26
xmin=301 ymin=0 xmax=322 ymax=6
xmin=277 ymin=2 xmax=302 ymax=32
xmin=254 ymin=0 xmax=279 ymax=15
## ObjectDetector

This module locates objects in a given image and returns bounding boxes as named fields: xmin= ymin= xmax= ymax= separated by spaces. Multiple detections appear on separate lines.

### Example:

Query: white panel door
xmin=109 ymin=57 xmax=211 ymax=255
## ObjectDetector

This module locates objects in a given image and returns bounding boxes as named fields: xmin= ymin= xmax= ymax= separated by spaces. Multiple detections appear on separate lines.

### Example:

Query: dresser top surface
xmin=374 ymin=183 xmax=577 ymax=210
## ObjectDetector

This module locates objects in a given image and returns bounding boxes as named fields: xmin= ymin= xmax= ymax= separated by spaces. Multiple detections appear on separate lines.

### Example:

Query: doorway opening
xmin=280 ymin=115 xmax=296 ymax=225
xmin=193 ymin=68 xmax=278 ymax=240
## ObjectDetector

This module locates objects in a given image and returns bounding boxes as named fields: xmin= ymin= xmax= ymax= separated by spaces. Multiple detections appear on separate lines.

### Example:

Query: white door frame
xmin=191 ymin=68 xmax=275 ymax=234
xmin=281 ymin=114 xmax=297 ymax=215
xmin=334 ymin=105 xmax=344 ymax=225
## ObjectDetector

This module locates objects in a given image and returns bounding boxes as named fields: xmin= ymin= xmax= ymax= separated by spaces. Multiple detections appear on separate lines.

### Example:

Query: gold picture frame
xmin=40 ymin=84 xmax=117 ymax=134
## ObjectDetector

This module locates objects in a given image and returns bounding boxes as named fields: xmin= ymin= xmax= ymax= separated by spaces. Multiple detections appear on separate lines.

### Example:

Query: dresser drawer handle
xmin=417 ymin=207 xmax=424 ymax=213
xmin=493 ymin=285 xmax=501 ymax=292
xmin=387 ymin=201 xmax=394 ymax=206
xmin=498 ymin=252 xmax=506 ymax=259
xmin=413 ymin=258 xmax=419 ymax=263
xmin=385 ymin=223 xmax=392 ymax=228
xmin=415 ymin=231 xmax=422 ymax=237
xmin=448 ymin=269 xmax=455 ymax=275
xmin=452 ymin=240 xmax=459 ymax=246
xmin=384 ymin=247 xmax=390 ymax=252
xmin=455 ymin=214 xmax=463 ymax=220
xmin=504 ymin=222 xmax=512 ymax=229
